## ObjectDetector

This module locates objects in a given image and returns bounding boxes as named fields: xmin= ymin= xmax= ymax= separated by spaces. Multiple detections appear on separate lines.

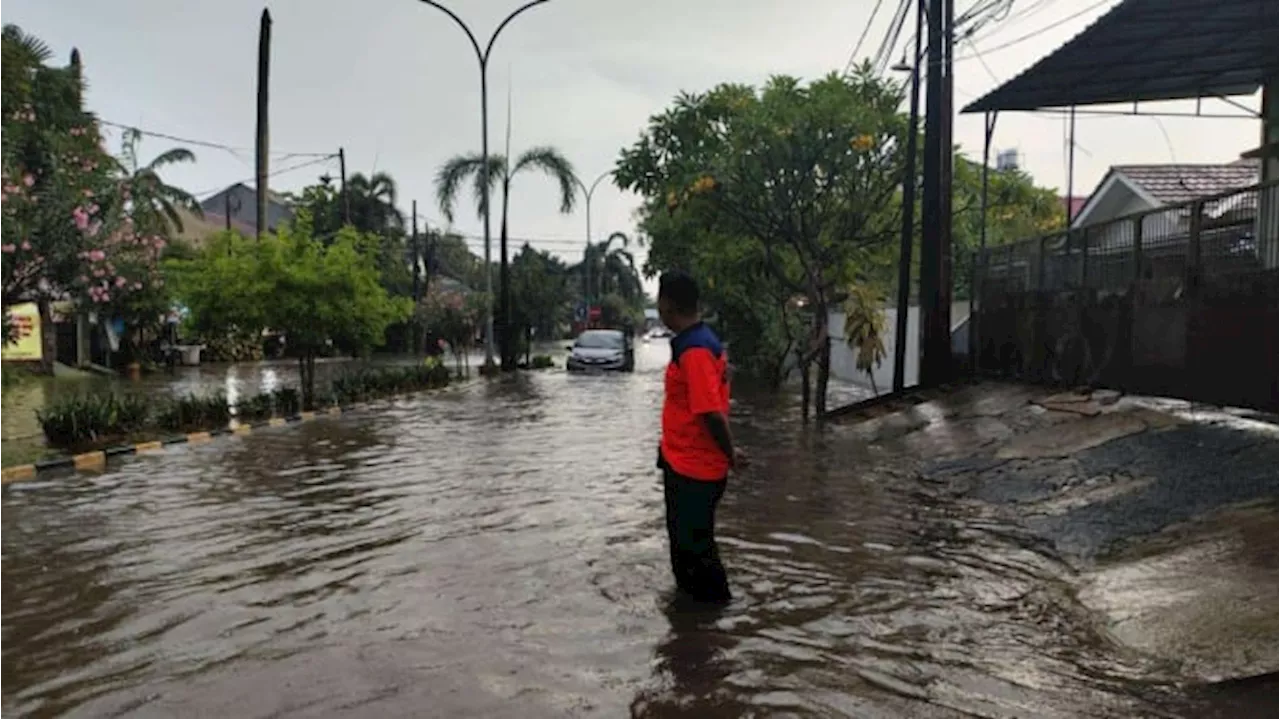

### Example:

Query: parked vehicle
xmin=566 ymin=329 xmax=634 ymax=372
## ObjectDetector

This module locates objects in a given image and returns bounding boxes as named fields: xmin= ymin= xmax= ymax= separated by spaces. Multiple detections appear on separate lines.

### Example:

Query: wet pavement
xmin=3 ymin=343 xmax=1275 ymax=717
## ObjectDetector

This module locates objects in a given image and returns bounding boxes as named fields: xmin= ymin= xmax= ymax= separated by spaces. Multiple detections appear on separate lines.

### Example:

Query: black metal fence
xmin=975 ymin=181 xmax=1278 ymax=411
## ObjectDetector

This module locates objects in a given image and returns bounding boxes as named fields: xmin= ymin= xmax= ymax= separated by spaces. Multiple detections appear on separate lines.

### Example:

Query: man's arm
xmin=682 ymin=348 xmax=735 ymax=466
xmin=700 ymin=411 xmax=735 ymax=465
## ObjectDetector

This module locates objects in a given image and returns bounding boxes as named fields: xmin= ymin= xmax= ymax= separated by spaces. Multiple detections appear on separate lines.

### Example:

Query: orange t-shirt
xmin=660 ymin=323 xmax=731 ymax=480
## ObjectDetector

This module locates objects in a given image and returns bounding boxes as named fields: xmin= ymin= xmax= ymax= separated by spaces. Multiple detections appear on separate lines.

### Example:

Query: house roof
xmin=171 ymin=206 xmax=255 ymax=244
xmin=963 ymin=0 xmax=1278 ymax=113
xmin=1112 ymin=160 xmax=1261 ymax=205
xmin=199 ymin=182 xmax=292 ymax=211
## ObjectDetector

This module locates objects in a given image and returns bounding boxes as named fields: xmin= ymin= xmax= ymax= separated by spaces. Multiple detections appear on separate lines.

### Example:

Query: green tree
xmin=616 ymin=70 xmax=908 ymax=418
xmin=117 ymin=128 xmax=201 ymax=235
xmin=510 ymin=243 xmax=570 ymax=361
xmin=169 ymin=219 xmax=411 ymax=407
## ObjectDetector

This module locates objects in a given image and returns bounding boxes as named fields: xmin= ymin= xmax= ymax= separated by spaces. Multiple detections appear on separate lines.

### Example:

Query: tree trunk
xmin=525 ymin=326 xmax=533 ymax=365
xmin=299 ymin=352 xmax=317 ymax=410
xmin=37 ymin=297 xmax=56 ymax=375
xmin=798 ymin=347 xmax=811 ymax=423
xmin=815 ymin=333 xmax=831 ymax=421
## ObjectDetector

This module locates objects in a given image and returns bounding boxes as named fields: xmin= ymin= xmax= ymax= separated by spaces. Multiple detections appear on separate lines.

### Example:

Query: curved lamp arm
xmin=413 ymin=0 xmax=484 ymax=64
xmin=484 ymin=0 xmax=550 ymax=63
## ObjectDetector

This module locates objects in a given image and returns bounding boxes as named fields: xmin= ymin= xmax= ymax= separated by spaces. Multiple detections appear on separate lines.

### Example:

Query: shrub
xmin=236 ymin=392 xmax=274 ymax=423
xmin=332 ymin=363 xmax=450 ymax=405
xmin=157 ymin=392 xmax=231 ymax=433
xmin=530 ymin=355 xmax=555 ymax=370
xmin=38 ymin=393 xmax=152 ymax=447
xmin=273 ymin=388 xmax=301 ymax=418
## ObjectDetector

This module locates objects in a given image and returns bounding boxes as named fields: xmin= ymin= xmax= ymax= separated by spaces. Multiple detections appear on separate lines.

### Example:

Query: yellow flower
xmin=689 ymin=175 xmax=718 ymax=195
xmin=850 ymin=134 xmax=875 ymax=151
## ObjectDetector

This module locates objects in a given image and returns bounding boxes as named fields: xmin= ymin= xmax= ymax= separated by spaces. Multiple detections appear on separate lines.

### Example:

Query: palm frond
xmin=435 ymin=153 xmax=504 ymax=223
xmin=146 ymin=147 xmax=197 ymax=171
xmin=513 ymin=146 xmax=578 ymax=214
xmin=2 ymin=24 xmax=53 ymax=63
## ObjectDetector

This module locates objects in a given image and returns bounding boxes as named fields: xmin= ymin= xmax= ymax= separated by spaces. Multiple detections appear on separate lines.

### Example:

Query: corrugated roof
xmin=1113 ymin=159 xmax=1261 ymax=204
xmin=963 ymin=0 xmax=1278 ymax=113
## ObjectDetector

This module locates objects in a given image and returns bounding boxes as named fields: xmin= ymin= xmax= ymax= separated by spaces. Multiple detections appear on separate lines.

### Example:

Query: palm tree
xmin=436 ymin=145 xmax=577 ymax=368
xmin=435 ymin=146 xmax=577 ymax=232
xmin=576 ymin=231 xmax=642 ymax=303
xmin=118 ymin=128 xmax=201 ymax=235
xmin=345 ymin=171 xmax=404 ymax=233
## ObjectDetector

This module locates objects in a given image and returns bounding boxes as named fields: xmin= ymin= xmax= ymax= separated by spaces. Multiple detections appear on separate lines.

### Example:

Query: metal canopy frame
xmin=959 ymin=0 xmax=1277 ymax=372
xmin=961 ymin=0 xmax=1277 ymax=114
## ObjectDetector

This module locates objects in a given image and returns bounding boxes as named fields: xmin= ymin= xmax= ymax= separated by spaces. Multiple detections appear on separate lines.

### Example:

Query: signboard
xmin=2 ymin=302 xmax=42 ymax=361
xmin=573 ymin=303 xmax=587 ymax=322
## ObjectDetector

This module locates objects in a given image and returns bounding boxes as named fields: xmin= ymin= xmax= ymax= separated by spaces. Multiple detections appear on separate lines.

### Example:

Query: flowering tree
xmin=416 ymin=284 xmax=488 ymax=377
xmin=1 ymin=28 xmax=109 ymax=367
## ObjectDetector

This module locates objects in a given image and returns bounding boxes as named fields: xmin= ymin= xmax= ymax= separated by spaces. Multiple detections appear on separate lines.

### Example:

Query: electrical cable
xmin=98 ymin=119 xmax=334 ymax=159
xmin=957 ymin=0 xmax=1114 ymax=60
xmin=845 ymin=0 xmax=890 ymax=74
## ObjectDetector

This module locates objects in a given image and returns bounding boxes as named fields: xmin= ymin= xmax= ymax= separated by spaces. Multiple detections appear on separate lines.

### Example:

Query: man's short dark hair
xmin=658 ymin=270 xmax=699 ymax=314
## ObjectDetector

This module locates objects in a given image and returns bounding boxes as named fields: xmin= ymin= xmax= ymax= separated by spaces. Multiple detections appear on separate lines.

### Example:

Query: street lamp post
xmin=572 ymin=169 xmax=612 ymax=320
xmin=414 ymin=0 xmax=549 ymax=370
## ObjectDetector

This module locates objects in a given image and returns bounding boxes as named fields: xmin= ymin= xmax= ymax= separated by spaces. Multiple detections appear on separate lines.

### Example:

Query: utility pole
xmin=339 ymin=147 xmax=350 ymax=225
xmin=918 ymin=0 xmax=954 ymax=387
xmin=892 ymin=0 xmax=925 ymax=394
xmin=412 ymin=200 xmax=422 ymax=355
xmin=224 ymin=193 xmax=232 ymax=231
xmin=938 ymin=0 xmax=955 ymax=376
xmin=255 ymin=8 xmax=271 ymax=239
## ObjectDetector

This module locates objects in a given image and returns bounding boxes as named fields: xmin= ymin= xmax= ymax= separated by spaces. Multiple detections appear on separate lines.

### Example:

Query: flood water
xmin=2 ymin=342 xmax=1205 ymax=717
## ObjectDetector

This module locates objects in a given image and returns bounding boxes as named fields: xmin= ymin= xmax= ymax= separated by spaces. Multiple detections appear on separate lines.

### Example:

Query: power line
xmin=844 ymin=0 xmax=890 ymax=74
xmin=871 ymin=0 xmax=912 ymax=76
xmin=957 ymin=0 xmax=1114 ymax=60
xmin=98 ymin=119 xmax=333 ymax=159
xmin=193 ymin=154 xmax=338 ymax=198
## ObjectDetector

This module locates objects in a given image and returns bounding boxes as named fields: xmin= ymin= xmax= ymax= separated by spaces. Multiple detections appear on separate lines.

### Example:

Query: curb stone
xmin=1 ymin=377 xmax=484 ymax=486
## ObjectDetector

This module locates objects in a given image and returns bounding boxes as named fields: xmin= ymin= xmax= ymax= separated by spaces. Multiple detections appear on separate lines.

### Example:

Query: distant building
xmin=198 ymin=183 xmax=294 ymax=236
xmin=995 ymin=149 xmax=1020 ymax=171
xmin=1071 ymin=159 xmax=1260 ymax=229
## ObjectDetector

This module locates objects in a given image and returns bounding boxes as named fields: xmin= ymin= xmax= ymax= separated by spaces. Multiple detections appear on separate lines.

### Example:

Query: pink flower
xmin=73 ymin=206 xmax=90 ymax=231
xmin=93 ymin=268 xmax=105 ymax=278
xmin=133 ymin=282 xmax=143 ymax=290
xmin=21 ymin=240 xmax=31 ymax=251
xmin=22 ymin=174 xmax=34 ymax=187
xmin=82 ymin=188 xmax=94 ymax=198
xmin=152 ymin=237 xmax=166 ymax=250
xmin=89 ymin=249 xmax=105 ymax=262
xmin=79 ymin=275 xmax=89 ymax=284
xmin=1 ymin=244 xmax=14 ymax=254
xmin=115 ymin=276 xmax=127 ymax=288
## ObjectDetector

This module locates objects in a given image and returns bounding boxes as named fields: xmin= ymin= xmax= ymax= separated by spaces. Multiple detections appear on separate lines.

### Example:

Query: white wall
xmin=828 ymin=302 xmax=971 ymax=393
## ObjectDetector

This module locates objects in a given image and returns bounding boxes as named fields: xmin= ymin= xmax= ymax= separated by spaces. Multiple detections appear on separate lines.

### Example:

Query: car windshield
xmin=575 ymin=331 xmax=624 ymax=350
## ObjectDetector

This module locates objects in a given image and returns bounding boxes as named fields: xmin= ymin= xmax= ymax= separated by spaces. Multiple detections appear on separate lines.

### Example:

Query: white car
xmin=566 ymin=329 xmax=635 ymax=372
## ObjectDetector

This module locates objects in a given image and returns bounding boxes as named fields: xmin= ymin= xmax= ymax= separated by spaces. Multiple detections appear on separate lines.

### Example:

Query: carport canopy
xmin=962 ymin=0 xmax=1279 ymax=113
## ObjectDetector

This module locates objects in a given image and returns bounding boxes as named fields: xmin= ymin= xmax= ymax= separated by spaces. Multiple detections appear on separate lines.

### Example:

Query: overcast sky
xmin=5 ymin=0 xmax=1262 ymax=274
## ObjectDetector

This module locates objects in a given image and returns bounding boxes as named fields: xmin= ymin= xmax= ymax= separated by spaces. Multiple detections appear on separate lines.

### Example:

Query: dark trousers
xmin=662 ymin=467 xmax=731 ymax=603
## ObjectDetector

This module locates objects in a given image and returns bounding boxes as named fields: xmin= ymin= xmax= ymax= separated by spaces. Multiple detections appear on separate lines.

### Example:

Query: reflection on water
xmin=2 ymin=343 xmax=1201 ymax=717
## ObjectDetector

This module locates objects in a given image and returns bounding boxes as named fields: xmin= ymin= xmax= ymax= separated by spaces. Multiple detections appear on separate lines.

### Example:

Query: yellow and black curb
xmin=1 ymin=377 xmax=483 ymax=486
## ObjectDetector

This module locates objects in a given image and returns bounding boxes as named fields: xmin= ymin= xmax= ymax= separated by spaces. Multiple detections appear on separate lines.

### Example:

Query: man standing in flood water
xmin=656 ymin=271 xmax=742 ymax=605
